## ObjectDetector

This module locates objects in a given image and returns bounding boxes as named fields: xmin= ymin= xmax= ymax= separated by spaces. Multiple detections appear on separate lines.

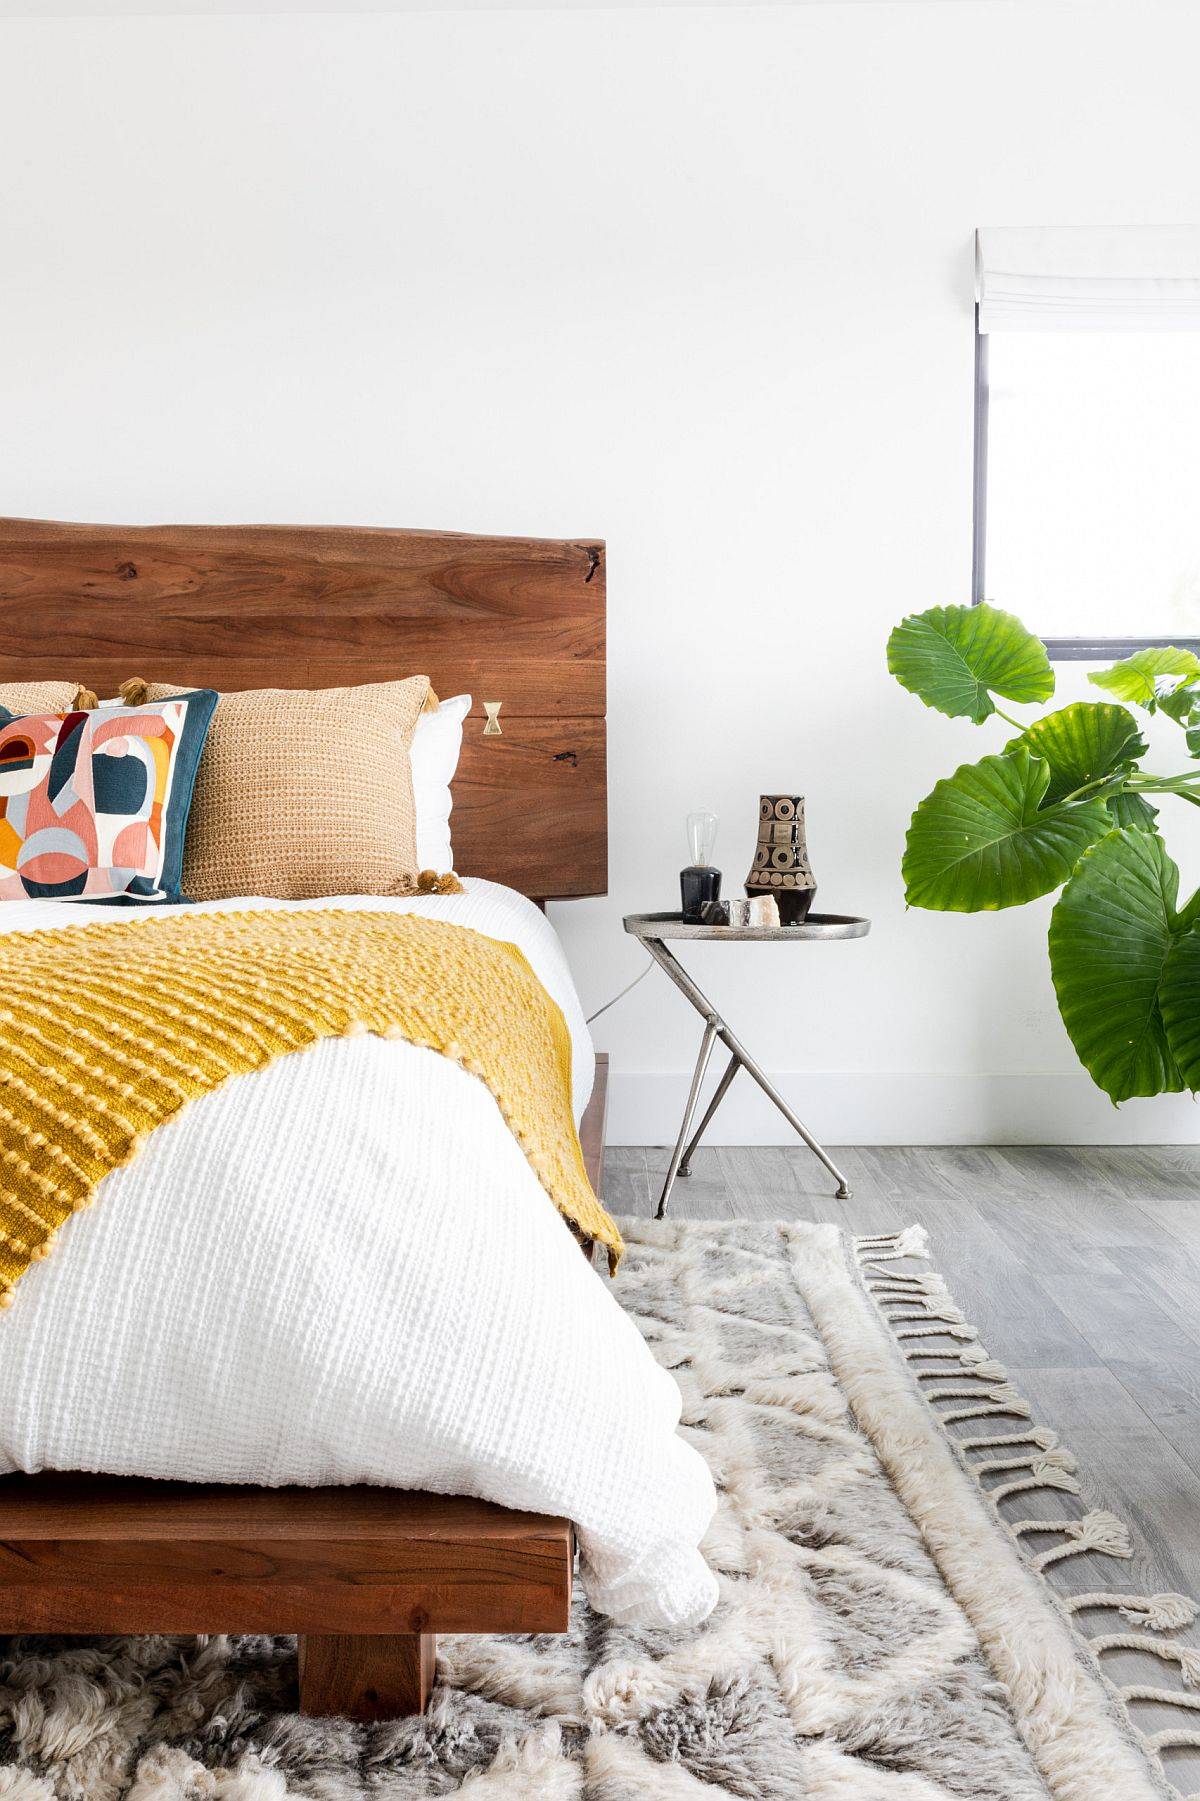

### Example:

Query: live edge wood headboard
xmin=0 ymin=518 xmax=607 ymax=901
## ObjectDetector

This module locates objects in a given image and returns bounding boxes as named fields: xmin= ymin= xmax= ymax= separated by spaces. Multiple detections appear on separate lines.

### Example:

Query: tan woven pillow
xmin=0 ymin=681 xmax=85 ymax=715
xmin=137 ymin=676 xmax=430 ymax=901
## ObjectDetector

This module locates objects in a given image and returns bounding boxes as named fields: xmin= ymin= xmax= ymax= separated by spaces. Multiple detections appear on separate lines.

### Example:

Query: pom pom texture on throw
xmin=0 ymin=906 xmax=621 ymax=1305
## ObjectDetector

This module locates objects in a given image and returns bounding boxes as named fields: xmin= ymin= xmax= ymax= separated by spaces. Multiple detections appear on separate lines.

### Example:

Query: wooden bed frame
xmin=0 ymin=517 xmax=608 ymax=1719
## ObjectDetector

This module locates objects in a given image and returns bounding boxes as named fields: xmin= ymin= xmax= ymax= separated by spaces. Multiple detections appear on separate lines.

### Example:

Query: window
xmin=973 ymin=227 xmax=1200 ymax=658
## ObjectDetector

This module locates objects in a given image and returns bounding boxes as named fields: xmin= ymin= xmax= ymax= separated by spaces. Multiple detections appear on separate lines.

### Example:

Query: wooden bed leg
xmin=298 ymin=1631 xmax=436 ymax=1721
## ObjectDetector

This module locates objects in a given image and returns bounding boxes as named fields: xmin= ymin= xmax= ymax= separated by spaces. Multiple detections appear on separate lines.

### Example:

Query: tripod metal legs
xmin=677 ymin=1053 xmax=739 ymax=1178
xmin=655 ymin=1020 xmax=717 ymax=1219
xmin=646 ymin=936 xmax=852 ymax=1219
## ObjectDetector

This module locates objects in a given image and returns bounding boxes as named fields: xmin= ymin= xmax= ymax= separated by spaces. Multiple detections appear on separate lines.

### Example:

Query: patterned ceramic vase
xmin=745 ymin=794 xmax=816 ymax=925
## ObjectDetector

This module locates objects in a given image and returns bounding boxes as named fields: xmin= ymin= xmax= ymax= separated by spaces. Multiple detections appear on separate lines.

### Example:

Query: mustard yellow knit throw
xmin=0 ymin=909 xmax=622 ymax=1307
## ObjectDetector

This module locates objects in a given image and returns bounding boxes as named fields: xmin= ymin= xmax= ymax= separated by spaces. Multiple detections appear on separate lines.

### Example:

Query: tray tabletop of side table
xmin=624 ymin=911 xmax=870 ymax=943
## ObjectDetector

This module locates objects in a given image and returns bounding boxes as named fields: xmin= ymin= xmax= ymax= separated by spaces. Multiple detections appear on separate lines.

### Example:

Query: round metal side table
xmin=623 ymin=911 xmax=871 ymax=1218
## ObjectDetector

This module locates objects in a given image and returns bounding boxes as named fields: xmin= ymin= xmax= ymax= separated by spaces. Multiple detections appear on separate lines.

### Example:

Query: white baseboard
xmin=608 ymin=1069 xmax=1200 ymax=1146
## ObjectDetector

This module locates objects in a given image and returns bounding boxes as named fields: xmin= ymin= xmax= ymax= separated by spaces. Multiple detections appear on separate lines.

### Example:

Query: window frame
xmin=970 ymin=305 xmax=1200 ymax=660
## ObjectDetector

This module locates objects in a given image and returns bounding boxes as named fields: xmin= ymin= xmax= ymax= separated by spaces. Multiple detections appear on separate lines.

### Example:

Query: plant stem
xmin=1060 ymin=774 xmax=1124 ymax=804
xmin=993 ymin=707 xmax=1025 ymax=731
xmin=1057 ymin=769 xmax=1200 ymax=806
xmin=1127 ymin=771 xmax=1200 ymax=794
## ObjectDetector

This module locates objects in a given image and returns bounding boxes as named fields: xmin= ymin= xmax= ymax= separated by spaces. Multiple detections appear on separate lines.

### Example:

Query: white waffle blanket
xmin=0 ymin=881 xmax=718 ymax=1629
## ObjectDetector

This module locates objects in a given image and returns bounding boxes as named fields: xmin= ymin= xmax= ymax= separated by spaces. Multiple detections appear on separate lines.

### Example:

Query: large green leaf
xmin=1157 ymin=683 xmax=1200 ymax=756
xmin=1108 ymin=789 xmax=1159 ymax=833
xmin=1157 ymin=682 xmax=1200 ymax=726
xmin=1049 ymin=830 xmax=1185 ymax=1102
xmin=1160 ymin=925 xmax=1200 ymax=1089
xmin=903 ymin=749 xmax=1111 ymax=912
xmin=1089 ymin=646 xmax=1200 ymax=711
xmin=888 ymin=602 xmax=1054 ymax=723
xmin=1004 ymin=702 xmax=1146 ymax=805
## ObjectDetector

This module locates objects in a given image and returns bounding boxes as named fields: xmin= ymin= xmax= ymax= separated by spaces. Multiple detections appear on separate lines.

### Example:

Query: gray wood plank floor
xmin=609 ymin=1143 xmax=1200 ymax=1793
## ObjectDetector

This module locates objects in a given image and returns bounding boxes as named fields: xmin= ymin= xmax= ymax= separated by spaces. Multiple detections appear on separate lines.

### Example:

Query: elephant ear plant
xmin=887 ymin=602 xmax=1200 ymax=1103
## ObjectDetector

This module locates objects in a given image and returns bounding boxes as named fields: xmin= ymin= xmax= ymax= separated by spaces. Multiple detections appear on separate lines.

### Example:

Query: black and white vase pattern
xmin=746 ymin=793 xmax=816 ymax=924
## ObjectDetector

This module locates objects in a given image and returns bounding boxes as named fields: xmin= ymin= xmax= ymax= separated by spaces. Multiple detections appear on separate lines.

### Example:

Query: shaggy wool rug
xmin=0 ymin=1217 xmax=1193 ymax=1800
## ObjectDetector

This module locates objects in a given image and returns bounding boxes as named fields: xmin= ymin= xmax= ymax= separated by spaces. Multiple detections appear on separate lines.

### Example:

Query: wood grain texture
xmin=0 ymin=1475 xmax=573 ymax=1638
xmin=299 ymin=1631 xmax=436 ymax=1720
xmin=0 ymin=516 xmax=607 ymax=898
xmin=455 ymin=718 xmax=605 ymax=896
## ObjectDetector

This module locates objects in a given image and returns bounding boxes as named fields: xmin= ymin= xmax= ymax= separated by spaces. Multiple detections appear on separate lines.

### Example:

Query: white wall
xmin=3 ymin=2 xmax=1199 ymax=1145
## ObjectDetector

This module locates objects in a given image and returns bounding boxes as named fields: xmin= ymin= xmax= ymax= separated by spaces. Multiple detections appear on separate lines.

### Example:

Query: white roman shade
xmin=976 ymin=227 xmax=1200 ymax=331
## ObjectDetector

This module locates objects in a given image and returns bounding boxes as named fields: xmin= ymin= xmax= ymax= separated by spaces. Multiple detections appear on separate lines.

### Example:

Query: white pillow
xmin=412 ymin=693 xmax=471 ymax=871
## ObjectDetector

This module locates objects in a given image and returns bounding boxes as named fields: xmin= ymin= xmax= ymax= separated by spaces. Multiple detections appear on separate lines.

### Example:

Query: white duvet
xmin=0 ymin=880 xmax=718 ymax=1629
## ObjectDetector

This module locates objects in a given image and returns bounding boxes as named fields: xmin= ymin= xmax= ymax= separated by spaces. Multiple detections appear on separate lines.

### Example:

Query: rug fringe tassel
xmin=882 ymin=1305 xmax=969 ymax=1326
xmin=987 ymin=1464 xmax=1082 ymax=1502
xmin=854 ymin=1226 xmax=930 ymax=1261
xmin=939 ymin=1397 xmax=1034 ymax=1424
xmin=893 ymin=1321 xmax=978 ymax=1342
xmin=922 ymin=1380 xmax=1027 ymax=1406
xmin=1010 ymin=1510 xmax=1131 ymax=1568
xmin=1088 ymin=1637 xmax=1200 ymax=1686
xmin=910 ymin=1355 xmax=1010 ymax=1381
xmin=854 ymin=1226 xmax=1200 ymax=1795
xmin=875 ymin=1289 xmax=961 ymax=1314
xmin=973 ymin=1446 xmax=1076 ymax=1478
xmin=893 ymin=1345 xmax=993 ymax=1367
xmin=957 ymin=1426 xmax=1060 ymax=1452
xmin=1065 ymin=1592 xmax=1198 ymax=1631
xmin=1142 ymin=1704 xmax=1200 ymax=1732
xmin=1147 ymin=1723 xmax=1200 ymax=1750
xmin=865 ymin=1271 xmax=948 ymax=1295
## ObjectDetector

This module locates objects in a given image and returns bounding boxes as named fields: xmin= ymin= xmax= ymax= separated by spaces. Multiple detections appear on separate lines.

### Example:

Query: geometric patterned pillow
xmin=0 ymin=691 xmax=217 ymax=903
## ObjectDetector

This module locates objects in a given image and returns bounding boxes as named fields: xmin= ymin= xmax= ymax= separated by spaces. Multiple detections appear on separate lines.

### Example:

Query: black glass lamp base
xmin=680 ymin=866 xmax=722 ymax=923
